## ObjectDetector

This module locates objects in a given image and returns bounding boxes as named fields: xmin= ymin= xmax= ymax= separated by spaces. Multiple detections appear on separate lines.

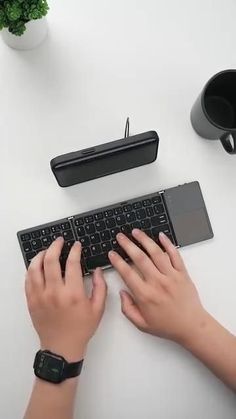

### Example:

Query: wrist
xmin=40 ymin=343 xmax=86 ymax=363
xmin=181 ymin=310 xmax=235 ymax=355
xmin=179 ymin=309 xmax=214 ymax=351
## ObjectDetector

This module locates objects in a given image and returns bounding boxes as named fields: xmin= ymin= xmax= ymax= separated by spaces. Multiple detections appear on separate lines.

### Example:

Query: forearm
xmin=183 ymin=312 xmax=236 ymax=391
xmin=24 ymin=378 xmax=78 ymax=419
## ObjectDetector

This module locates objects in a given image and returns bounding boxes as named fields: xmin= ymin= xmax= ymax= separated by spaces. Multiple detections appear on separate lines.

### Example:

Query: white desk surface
xmin=1 ymin=0 xmax=236 ymax=418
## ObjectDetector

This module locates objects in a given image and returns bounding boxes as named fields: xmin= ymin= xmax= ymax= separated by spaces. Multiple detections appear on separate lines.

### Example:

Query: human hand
xmin=109 ymin=230 xmax=208 ymax=347
xmin=25 ymin=238 xmax=107 ymax=362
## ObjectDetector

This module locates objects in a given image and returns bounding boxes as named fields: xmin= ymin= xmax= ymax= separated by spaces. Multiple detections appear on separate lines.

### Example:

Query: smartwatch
xmin=33 ymin=350 xmax=84 ymax=384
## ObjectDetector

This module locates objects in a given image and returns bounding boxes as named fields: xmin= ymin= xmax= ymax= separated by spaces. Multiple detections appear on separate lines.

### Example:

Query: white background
xmin=1 ymin=0 xmax=236 ymax=418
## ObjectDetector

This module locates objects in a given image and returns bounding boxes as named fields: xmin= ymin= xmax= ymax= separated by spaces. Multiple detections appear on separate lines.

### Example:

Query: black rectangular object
xmin=50 ymin=131 xmax=159 ymax=187
xmin=17 ymin=181 xmax=213 ymax=276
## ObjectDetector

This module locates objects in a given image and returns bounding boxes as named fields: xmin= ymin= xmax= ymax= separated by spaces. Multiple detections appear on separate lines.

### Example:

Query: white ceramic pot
xmin=1 ymin=18 xmax=47 ymax=50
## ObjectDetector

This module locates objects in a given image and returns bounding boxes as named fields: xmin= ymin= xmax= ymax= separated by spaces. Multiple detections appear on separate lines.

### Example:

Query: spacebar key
xmin=85 ymin=253 xmax=110 ymax=271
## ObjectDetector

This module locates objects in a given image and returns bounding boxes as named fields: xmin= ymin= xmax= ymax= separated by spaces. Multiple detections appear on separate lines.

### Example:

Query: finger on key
xmin=159 ymin=232 xmax=186 ymax=272
xmin=65 ymin=241 xmax=85 ymax=293
xmin=116 ymin=233 xmax=160 ymax=280
xmin=132 ymin=229 xmax=173 ymax=275
xmin=44 ymin=237 xmax=64 ymax=289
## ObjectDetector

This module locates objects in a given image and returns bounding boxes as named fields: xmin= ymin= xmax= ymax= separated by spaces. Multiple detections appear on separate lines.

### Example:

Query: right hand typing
xmin=109 ymin=230 xmax=209 ymax=347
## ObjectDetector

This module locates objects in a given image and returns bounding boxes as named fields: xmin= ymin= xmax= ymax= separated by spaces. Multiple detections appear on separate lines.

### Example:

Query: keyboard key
xmin=151 ymin=215 xmax=167 ymax=226
xmin=23 ymin=242 xmax=32 ymax=253
xmin=21 ymin=233 xmax=31 ymax=241
xmin=123 ymin=204 xmax=132 ymax=212
xmin=152 ymin=196 xmax=161 ymax=204
xmin=42 ymin=236 xmax=52 ymax=247
xmin=86 ymin=253 xmax=110 ymax=271
xmin=95 ymin=221 xmax=106 ymax=232
xmin=61 ymin=222 xmax=70 ymax=230
xmin=154 ymin=204 xmax=165 ymax=215
xmin=82 ymin=247 xmax=91 ymax=258
xmin=61 ymin=246 xmax=69 ymax=259
xmin=146 ymin=207 xmax=154 ymax=217
xmin=152 ymin=224 xmax=170 ymax=237
xmin=84 ymin=215 xmax=94 ymax=223
xmin=100 ymin=230 xmax=111 ymax=241
xmin=104 ymin=209 xmax=114 ymax=218
xmin=79 ymin=236 xmax=90 ymax=247
xmin=136 ymin=209 xmax=146 ymax=220
xmin=85 ymin=224 xmax=95 ymax=235
xmin=77 ymin=226 xmax=85 ymax=237
xmin=111 ymin=241 xmax=127 ymax=258
xmin=90 ymin=234 xmax=100 ymax=244
xmin=26 ymin=251 xmax=36 ymax=264
xmin=64 ymin=240 xmax=75 ymax=251
xmin=142 ymin=199 xmax=152 ymax=207
xmin=144 ymin=229 xmax=152 ymax=238
xmin=75 ymin=218 xmax=84 ymax=226
xmin=161 ymin=225 xmax=171 ymax=235
xmin=63 ymin=230 xmax=74 ymax=241
xmin=114 ymin=207 xmax=123 ymax=215
xmin=60 ymin=255 xmax=67 ymax=273
xmin=101 ymin=241 xmax=112 ymax=252
xmin=132 ymin=201 xmax=142 ymax=210
xmin=31 ymin=230 xmax=41 ymax=239
xmin=121 ymin=225 xmax=132 ymax=235
xmin=91 ymin=244 xmax=102 ymax=256
xmin=141 ymin=219 xmax=151 ymax=229
xmin=51 ymin=225 xmax=61 ymax=233
xmin=126 ymin=212 xmax=136 ymax=223
xmin=116 ymin=246 xmax=127 ymax=259
xmin=131 ymin=221 xmax=141 ymax=230
xmin=41 ymin=228 xmax=51 ymax=236
xmin=32 ymin=239 xmax=42 ymax=250
xmin=52 ymin=233 xmax=62 ymax=241
xmin=106 ymin=218 xmax=116 ymax=229
xmin=94 ymin=212 xmax=103 ymax=221
xmin=116 ymin=215 xmax=126 ymax=226
xmin=111 ymin=239 xmax=119 ymax=249
xmin=111 ymin=227 xmax=120 ymax=238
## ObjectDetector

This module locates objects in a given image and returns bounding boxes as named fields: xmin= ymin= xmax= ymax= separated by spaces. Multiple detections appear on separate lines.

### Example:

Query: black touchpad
xmin=164 ymin=182 xmax=213 ymax=247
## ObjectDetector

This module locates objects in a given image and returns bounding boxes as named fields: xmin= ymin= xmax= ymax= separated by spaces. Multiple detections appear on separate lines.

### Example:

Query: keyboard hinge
xmin=68 ymin=216 xmax=74 ymax=220
xmin=159 ymin=190 xmax=164 ymax=194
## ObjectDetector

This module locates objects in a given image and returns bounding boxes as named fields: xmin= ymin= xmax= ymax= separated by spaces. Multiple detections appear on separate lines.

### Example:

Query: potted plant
xmin=0 ymin=0 xmax=49 ymax=50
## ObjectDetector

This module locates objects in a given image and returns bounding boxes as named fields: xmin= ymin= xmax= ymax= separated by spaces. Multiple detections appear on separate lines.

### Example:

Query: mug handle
xmin=220 ymin=132 xmax=236 ymax=154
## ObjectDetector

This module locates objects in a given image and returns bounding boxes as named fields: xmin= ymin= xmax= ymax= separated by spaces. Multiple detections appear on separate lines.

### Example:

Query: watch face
xmin=35 ymin=352 xmax=65 ymax=384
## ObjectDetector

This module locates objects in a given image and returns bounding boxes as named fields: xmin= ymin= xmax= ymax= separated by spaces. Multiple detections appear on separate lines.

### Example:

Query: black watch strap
xmin=34 ymin=350 xmax=84 ymax=383
xmin=64 ymin=359 xmax=84 ymax=379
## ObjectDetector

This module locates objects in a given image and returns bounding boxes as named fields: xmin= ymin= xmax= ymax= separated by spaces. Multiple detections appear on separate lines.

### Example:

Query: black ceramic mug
xmin=191 ymin=69 xmax=236 ymax=154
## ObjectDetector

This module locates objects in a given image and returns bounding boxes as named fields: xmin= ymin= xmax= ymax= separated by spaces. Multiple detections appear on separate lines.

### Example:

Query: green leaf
xmin=0 ymin=0 xmax=49 ymax=35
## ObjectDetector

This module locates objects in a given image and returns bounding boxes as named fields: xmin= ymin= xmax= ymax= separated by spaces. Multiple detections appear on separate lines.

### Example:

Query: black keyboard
xmin=18 ymin=191 xmax=177 ymax=275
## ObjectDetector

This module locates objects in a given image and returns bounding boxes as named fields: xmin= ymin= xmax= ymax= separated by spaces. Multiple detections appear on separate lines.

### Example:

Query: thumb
xmin=91 ymin=268 xmax=107 ymax=316
xmin=120 ymin=290 xmax=148 ymax=332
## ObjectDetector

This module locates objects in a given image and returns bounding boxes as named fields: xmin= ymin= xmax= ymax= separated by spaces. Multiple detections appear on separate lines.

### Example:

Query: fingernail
xmin=56 ymin=236 xmax=64 ymax=241
xmin=159 ymin=232 xmax=166 ymax=238
xmin=75 ymin=241 xmax=81 ymax=246
xmin=132 ymin=228 xmax=141 ymax=237
xmin=108 ymin=250 xmax=117 ymax=258
xmin=117 ymin=233 xmax=125 ymax=240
